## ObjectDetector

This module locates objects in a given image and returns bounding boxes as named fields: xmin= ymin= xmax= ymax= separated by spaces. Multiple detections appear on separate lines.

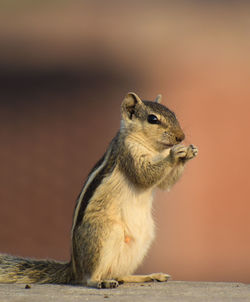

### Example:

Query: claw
xmin=170 ymin=144 xmax=198 ymax=162
xmin=99 ymin=280 xmax=119 ymax=289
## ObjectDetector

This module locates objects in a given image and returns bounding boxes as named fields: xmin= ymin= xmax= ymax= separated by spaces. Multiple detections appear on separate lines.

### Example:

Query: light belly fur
xmin=88 ymin=167 xmax=155 ymax=280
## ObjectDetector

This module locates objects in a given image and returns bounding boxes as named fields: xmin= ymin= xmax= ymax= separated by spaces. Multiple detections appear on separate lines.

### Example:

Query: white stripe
xmin=71 ymin=147 xmax=112 ymax=238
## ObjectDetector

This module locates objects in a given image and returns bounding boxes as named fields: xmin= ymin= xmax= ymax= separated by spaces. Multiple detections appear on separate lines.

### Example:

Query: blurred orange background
xmin=0 ymin=1 xmax=250 ymax=283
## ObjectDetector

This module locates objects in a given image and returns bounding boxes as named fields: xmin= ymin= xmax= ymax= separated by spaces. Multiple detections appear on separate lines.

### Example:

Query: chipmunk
xmin=0 ymin=92 xmax=198 ymax=288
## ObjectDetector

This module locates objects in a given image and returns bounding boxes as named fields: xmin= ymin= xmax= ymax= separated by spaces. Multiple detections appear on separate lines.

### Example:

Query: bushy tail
xmin=0 ymin=254 xmax=72 ymax=284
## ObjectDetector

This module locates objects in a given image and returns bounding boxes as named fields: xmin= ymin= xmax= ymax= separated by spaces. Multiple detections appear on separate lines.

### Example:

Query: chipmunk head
xmin=121 ymin=92 xmax=185 ymax=151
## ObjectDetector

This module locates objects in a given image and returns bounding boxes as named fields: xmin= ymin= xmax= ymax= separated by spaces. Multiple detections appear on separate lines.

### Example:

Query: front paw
xmin=170 ymin=144 xmax=198 ymax=163
xmin=185 ymin=144 xmax=198 ymax=160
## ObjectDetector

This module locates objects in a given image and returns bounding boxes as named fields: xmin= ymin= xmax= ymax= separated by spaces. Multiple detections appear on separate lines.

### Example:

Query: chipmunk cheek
xmin=163 ymin=131 xmax=170 ymax=138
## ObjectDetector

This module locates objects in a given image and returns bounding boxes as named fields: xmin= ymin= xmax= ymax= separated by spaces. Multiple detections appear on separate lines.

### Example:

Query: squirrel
xmin=0 ymin=92 xmax=198 ymax=288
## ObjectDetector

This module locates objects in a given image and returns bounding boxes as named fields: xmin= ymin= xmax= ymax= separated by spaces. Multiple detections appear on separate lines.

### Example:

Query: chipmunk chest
xmin=120 ymin=191 xmax=155 ymax=243
xmin=112 ymin=186 xmax=155 ymax=277
xmin=90 ymin=169 xmax=156 ymax=279
xmin=105 ymin=168 xmax=155 ymax=243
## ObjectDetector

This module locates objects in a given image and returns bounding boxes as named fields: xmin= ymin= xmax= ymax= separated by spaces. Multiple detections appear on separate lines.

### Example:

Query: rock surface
xmin=0 ymin=281 xmax=250 ymax=302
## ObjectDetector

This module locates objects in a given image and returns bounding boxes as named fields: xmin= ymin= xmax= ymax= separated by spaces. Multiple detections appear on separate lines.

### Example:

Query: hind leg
xmin=117 ymin=273 xmax=171 ymax=283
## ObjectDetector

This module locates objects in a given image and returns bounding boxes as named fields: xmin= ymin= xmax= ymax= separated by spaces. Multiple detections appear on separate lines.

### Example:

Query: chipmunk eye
xmin=147 ymin=114 xmax=160 ymax=124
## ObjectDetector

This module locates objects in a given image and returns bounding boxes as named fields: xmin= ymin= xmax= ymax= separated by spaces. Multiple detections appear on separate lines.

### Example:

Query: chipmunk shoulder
xmin=0 ymin=92 xmax=198 ymax=288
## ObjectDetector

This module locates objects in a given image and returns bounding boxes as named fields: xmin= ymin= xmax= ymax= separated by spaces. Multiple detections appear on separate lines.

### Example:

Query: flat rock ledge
xmin=0 ymin=281 xmax=250 ymax=302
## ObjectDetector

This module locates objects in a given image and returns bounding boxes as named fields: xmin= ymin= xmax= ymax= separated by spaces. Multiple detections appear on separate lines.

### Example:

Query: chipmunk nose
xmin=176 ymin=132 xmax=185 ymax=143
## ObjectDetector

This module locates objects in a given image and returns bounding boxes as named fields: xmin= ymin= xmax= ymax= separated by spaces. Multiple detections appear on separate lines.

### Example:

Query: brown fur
xmin=0 ymin=92 xmax=198 ymax=288
xmin=0 ymin=254 xmax=72 ymax=284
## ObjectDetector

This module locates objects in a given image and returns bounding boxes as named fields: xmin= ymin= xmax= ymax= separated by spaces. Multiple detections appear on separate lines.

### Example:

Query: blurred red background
xmin=0 ymin=1 xmax=250 ymax=283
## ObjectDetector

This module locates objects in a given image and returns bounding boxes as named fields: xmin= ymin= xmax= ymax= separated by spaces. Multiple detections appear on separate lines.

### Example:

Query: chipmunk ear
xmin=122 ymin=92 xmax=143 ymax=120
xmin=155 ymin=94 xmax=162 ymax=103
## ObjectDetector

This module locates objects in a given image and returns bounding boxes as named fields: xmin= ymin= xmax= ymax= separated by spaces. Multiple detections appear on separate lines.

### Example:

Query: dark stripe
xmin=73 ymin=134 xmax=119 ymax=230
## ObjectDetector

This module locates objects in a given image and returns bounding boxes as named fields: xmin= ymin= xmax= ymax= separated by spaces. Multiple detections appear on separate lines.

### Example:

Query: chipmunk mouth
xmin=162 ymin=143 xmax=174 ymax=149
